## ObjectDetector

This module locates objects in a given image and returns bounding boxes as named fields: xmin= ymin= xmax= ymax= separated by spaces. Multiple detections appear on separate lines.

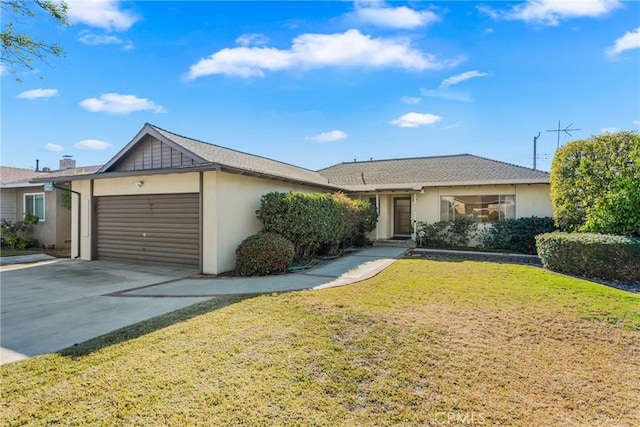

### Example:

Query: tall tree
xmin=1 ymin=0 xmax=69 ymax=80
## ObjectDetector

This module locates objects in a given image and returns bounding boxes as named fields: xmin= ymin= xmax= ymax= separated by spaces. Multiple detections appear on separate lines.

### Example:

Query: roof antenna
xmin=546 ymin=120 xmax=580 ymax=148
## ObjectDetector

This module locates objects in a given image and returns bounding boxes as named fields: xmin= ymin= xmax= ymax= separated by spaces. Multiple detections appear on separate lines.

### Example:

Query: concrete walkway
xmin=1 ymin=247 xmax=407 ymax=365
xmin=117 ymin=247 xmax=407 ymax=297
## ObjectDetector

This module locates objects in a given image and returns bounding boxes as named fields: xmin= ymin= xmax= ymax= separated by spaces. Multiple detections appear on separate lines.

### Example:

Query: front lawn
xmin=2 ymin=260 xmax=639 ymax=425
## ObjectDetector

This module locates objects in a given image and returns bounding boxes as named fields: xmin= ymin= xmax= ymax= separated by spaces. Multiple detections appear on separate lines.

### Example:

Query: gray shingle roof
xmin=1 ymin=166 xmax=101 ymax=186
xmin=317 ymin=154 xmax=550 ymax=191
xmin=149 ymin=124 xmax=334 ymax=188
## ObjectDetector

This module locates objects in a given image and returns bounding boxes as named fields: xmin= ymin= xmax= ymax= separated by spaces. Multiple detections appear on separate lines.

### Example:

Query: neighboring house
xmin=0 ymin=160 xmax=99 ymax=249
xmin=38 ymin=123 xmax=553 ymax=274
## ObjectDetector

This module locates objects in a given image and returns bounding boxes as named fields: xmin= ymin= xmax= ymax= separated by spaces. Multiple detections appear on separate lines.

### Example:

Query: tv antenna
xmin=546 ymin=120 xmax=580 ymax=148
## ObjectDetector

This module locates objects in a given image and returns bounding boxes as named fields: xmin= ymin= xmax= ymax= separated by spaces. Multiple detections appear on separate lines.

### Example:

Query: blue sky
xmin=2 ymin=0 xmax=639 ymax=172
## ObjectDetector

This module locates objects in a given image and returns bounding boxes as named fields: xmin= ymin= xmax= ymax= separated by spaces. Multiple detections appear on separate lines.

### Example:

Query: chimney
xmin=36 ymin=159 xmax=40 ymax=171
xmin=59 ymin=155 xmax=76 ymax=170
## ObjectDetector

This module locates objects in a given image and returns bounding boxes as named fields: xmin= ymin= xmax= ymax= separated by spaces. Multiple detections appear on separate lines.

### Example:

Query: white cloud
xmin=66 ymin=0 xmax=138 ymax=31
xmin=441 ymin=121 xmax=462 ymax=130
xmin=401 ymin=96 xmax=421 ymax=104
xmin=187 ymin=29 xmax=446 ymax=79
xmin=79 ymin=32 xmax=122 ymax=46
xmin=600 ymin=127 xmax=619 ymax=133
xmin=44 ymin=143 xmax=64 ymax=152
xmin=391 ymin=112 xmax=442 ymax=128
xmin=16 ymin=88 xmax=58 ymax=99
xmin=606 ymin=27 xmax=640 ymax=56
xmin=440 ymin=70 xmax=490 ymax=88
xmin=79 ymin=93 xmax=166 ymax=114
xmin=236 ymin=33 xmax=269 ymax=47
xmin=421 ymin=88 xmax=472 ymax=103
xmin=480 ymin=0 xmax=621 ymax=26
xmin=308 ymin=130 xmax=348 ymax=142
xmin=634 ymin=120 xmax=640 ymax=126
xmin=0 ymin=64 xmax=6 ymax=76
xmin=75 ymin=139 xmax=113 ymax=150
xmin=353 ymin=1 xmax=440 ymax=29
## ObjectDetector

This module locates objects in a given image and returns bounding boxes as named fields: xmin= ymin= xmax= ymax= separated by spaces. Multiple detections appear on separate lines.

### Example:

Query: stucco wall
xmin=74 ymin=171 xmax=327 ymax=274
xmin=12 ymin=185 xmax=59 ymax=247
xmin=358 ymin=183 xmax=553 ymax=241
xmin=208 ymin=171 xmax=323 ymax=274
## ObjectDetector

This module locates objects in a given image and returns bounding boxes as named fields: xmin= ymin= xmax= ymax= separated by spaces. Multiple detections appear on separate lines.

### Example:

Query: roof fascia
xmin=31 ymin=163 xmax=344 ymax=191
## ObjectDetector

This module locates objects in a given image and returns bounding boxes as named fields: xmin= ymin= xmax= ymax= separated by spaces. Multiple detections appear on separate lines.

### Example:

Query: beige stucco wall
xmin=73 ymin=171 xmax=326 ymax=274
xmin=358 ymin=183 xmax=553 ymax=241
xmin=206 ymin=171 xmax=323 ymax=274
xmin=11 ymin=185 xmax=65 ymax=247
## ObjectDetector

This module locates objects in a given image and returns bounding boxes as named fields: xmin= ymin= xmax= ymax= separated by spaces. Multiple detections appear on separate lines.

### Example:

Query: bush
xmin=256 ymin=192 xmax=378 ymax=262
xmin=536 ymin=232 xmax=640 ymax=281
xmin=416 ymin=218 xmax=479 ymax=248
xmin=235 ymin=233 xmax=295 ymax=277
xmin=0 ymin=213 xmax=39 ymax=249
xmin=550 ymin=131 xmax=639 ymax=236
xmin=480 ymin=217 xmax=556 ymax=254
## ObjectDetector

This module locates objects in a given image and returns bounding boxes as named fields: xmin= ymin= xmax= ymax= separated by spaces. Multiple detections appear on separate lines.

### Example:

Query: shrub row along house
xmin=35 ymin=123 xmax=552 ymax=274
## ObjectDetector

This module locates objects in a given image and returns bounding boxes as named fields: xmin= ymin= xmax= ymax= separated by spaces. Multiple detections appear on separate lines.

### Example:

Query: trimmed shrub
xmin=416 ymin=218 xmax=479 ymax=248
xmin=256 ymin=192 xmax=378 ymax=262
xmin=536 ymin=232 xmax=640 ymax=281
xmin=235 ymin=233 xmax=295 ymax=277
xmin=480 ymin=217 xmax=556 ymax=254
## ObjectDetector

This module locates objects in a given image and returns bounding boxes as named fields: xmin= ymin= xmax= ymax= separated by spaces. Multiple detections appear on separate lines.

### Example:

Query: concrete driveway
xmin=1 ymin=259 xmax=206 ymax=364
xmin=1 ymin=247 xmax=406 ymax=365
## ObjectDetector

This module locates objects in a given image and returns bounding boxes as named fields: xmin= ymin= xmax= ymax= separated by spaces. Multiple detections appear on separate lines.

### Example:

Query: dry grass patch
xmin=1 ymin=259 xmax=639 ymax=426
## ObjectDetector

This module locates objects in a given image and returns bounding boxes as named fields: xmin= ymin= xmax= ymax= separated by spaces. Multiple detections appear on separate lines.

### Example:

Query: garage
xmin=95 ymin=193 xmax=200 ymax=267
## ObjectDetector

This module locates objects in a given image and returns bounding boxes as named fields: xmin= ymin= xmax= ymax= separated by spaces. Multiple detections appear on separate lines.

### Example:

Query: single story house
xmin=0 ymin=160 xmax=99 ymax=249
xmin=37 ymin=123 xmax=552 ymax=274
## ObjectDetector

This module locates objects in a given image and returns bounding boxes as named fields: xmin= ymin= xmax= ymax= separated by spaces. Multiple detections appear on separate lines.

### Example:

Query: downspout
xmin=375 ymin=193 xmax=380 ymax=241
xmin=412 ymin=193 xmax=417 ymax=240
xmin=52 ymin=183 xmax=81 ymax=259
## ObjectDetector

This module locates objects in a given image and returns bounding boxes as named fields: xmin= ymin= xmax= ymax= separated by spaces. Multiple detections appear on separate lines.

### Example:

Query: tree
xmin=550 ymin=131 xmax=640 ymax=236
xmin=1 ymin=0 xmax=69 ymax=79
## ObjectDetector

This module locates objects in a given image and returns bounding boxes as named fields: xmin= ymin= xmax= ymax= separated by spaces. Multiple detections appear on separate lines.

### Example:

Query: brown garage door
xmin=96 ymin=193 xmax=200 ymax=267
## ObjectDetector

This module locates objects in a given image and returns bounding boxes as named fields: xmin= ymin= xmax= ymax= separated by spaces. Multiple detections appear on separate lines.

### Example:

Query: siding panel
xmin=96 ymin=193 xmax=200 ymax=267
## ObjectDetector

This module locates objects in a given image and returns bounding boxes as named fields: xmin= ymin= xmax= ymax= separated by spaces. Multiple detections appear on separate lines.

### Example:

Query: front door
xmin=394 ymin=197 xmax=412 ymax=236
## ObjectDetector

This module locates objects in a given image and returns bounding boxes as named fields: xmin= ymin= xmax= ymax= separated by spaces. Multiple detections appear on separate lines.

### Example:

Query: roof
xmin=151 ymin=125 xmax=335 ymax=187
xmin=30 ymin=123 xmax=550 ymax=192
xmin=1 ymin=165 xmax=101 ymax=187
xmin=95 ymin=123 xmax=336 ymax=189
xmin=317 ymin=154 xmax=550 ymax=191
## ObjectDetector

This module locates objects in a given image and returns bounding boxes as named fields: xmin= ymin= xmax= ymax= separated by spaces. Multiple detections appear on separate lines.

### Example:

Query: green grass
xmin=2 ymin=260 xmax=639 ymax=426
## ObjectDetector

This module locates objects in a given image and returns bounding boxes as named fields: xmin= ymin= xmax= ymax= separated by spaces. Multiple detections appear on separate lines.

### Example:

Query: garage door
xmin=96 ymin=193 xmax=200 ymax=267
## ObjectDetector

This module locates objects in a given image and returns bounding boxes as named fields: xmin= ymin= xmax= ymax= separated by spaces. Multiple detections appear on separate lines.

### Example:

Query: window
xmin=440 ymin=195 xmax=515 ymax=223
xmin=24 ymin=193 xmax=45 ymax=221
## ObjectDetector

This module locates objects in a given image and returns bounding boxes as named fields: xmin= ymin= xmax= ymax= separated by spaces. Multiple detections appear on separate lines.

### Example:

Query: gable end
xmin=110 ymin=135 xmax=205 ymax=172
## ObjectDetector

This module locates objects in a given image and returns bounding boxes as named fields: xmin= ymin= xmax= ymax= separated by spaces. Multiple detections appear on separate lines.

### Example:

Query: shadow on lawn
xmin=57 ymin=294 xmax=257 ymax=359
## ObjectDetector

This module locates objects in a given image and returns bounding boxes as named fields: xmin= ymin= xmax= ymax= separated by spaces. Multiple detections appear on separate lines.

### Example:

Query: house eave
xmin=339 ymin=178 xmax=550 ymax=192
xmin=0 ymin=182 xmax=45 ymax=189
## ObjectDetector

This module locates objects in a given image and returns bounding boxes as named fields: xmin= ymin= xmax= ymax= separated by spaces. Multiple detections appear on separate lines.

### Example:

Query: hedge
xmin=235 ymin=233 xmax=295 ymax=277
xmin=536 ymin=232 xmax=640 ymax=281
xmin=256 ymin=192 xmax=377 ymax=262
xmin=480 ymin=217 xmax=556 ymax=254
